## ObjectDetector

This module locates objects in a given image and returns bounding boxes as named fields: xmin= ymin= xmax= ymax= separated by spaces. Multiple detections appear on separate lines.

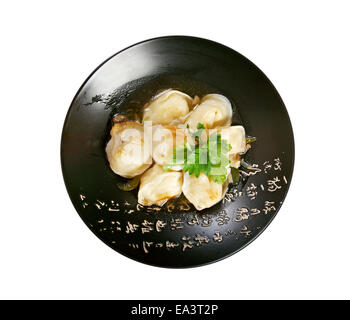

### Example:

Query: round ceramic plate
xmin=61 ymin=36 xmax=294 ymax=268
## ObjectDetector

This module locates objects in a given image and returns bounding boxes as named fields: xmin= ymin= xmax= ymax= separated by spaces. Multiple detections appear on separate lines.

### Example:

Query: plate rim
xmin=60 ymin=35 xmax=295 ymax=268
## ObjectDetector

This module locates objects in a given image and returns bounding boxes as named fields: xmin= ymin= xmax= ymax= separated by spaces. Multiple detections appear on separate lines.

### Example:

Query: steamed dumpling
xmin=143 ymin=90 xmax=193 ymax=125
xmin=213 ymin=125 xmax=246 ymax=168
xmin=182 ymin=172 xmax=229 ymax=211
xmin=106 ymin=122 xmax=152 ymax=178
xmin=185 ymin=94 xmax=233 ymax=130
xmin=152 ymin=125 xmax=186 ymax=170
xmin=138 ymin=165 xmax=183 ymax=206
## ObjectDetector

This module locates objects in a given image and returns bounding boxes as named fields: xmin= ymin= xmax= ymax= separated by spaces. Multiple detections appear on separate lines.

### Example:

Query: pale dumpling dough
xmin=138 ymin=165 xmax=183 ymax=206
xmin=182 ymin=172 xmax=229 ymax=211
xmin=185 ymin=94 xmax=233 ymax=130
xmin=143 ymin=90 xmax=193 ymax=125
xmin=106 ymin=122 xmax=152 ymax=178
xmin=152 ymin=125 xmax=186 ymax=170
xmin=213 ymin=125 xmax=246 ymax=168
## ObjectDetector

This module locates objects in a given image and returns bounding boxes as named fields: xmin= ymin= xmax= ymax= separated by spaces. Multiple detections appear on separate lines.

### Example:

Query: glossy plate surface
xmin=61 ymin=36 xmax=294 ymax=268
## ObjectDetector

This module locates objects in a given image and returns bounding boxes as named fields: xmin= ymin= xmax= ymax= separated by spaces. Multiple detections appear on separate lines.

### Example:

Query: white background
xmin=1 ymin=0 xmax=349 ymax=300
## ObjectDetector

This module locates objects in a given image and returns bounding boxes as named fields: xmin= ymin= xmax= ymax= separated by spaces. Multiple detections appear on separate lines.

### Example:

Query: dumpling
xmin=185 ymin=94 xmax=233 ymax=130
xmin=152 ymin=125 xmax=186 ymax=170
xmin=142 ymin=89 xmax=193 ymax=125
xmin=182 ymin=172 xmax=229 ymax=211
xmin=138 ymin=165 xmax=183 ymax=206
xmin=212 ymin=125 xmax=246 ymax=168
xmin=106 ymin=121 xmax=152 ymax=178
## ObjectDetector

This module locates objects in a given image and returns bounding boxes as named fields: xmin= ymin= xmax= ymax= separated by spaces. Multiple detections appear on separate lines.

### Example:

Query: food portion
xmin=142 ymin=89 xmax=193 ymax=125
xmin=152 ymin=125 xmax=186 ymax=170
xmin=182 ymin=172 xmax=230 ymax=211
xmin=138 ymin=164 xmax=183 ymax=206
xmin=106 ymin=89 xmax=255 ymax=211
xmin=185 ymin=94 xmax=232 ymax=129
xmin=106 ymin=121 xmax=152 ymax=178
xmin=215 ymin=125 xmax=246 ymax=168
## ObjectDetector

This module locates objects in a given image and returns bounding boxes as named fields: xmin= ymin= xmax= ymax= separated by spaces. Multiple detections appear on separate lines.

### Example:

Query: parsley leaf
xmin=163 ymin=123 xmax=232 ymax=184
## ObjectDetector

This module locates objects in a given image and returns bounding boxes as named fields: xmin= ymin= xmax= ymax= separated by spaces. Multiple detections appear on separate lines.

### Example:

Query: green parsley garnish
xmin=163 ymin=123 xmax=232 ymax=184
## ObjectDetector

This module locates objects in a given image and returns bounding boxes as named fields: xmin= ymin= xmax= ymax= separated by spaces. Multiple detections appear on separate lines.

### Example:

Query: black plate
xmin=61 ymin=36 xmax=294 ymax=268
